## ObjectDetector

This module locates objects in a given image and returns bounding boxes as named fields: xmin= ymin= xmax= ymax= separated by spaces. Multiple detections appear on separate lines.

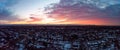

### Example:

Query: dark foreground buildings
xmin=0 ymin=25 xmax=120 ymax=50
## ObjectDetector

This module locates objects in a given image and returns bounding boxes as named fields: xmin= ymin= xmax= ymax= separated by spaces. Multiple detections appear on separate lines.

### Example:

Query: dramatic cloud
xmin=0 ymin=0 xmax=119 ymax=25
xmin=45 ymin=0 xmax=120 ymax=25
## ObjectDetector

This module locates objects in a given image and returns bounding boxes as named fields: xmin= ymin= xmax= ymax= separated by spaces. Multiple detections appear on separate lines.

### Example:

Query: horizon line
xmin=0 ymin=24 xmax=120 ymax=26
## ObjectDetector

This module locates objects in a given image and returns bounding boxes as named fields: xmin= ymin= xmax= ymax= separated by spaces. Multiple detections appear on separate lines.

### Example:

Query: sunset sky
xmin=0 ymin=0 xmax=120 ymax=25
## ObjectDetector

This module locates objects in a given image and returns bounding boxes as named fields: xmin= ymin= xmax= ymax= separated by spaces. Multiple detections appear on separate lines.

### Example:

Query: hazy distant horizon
xmin=0 ymin=24 xmax=120 ymax=26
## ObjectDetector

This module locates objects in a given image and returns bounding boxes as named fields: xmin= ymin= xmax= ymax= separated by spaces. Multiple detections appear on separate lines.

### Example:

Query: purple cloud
xmin=45 ymin=0 xmax=120 ymax=25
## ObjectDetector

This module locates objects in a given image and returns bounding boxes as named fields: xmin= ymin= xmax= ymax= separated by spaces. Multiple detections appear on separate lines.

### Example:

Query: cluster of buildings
xmin=0 ymin=26 xmax=120 ymax=50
